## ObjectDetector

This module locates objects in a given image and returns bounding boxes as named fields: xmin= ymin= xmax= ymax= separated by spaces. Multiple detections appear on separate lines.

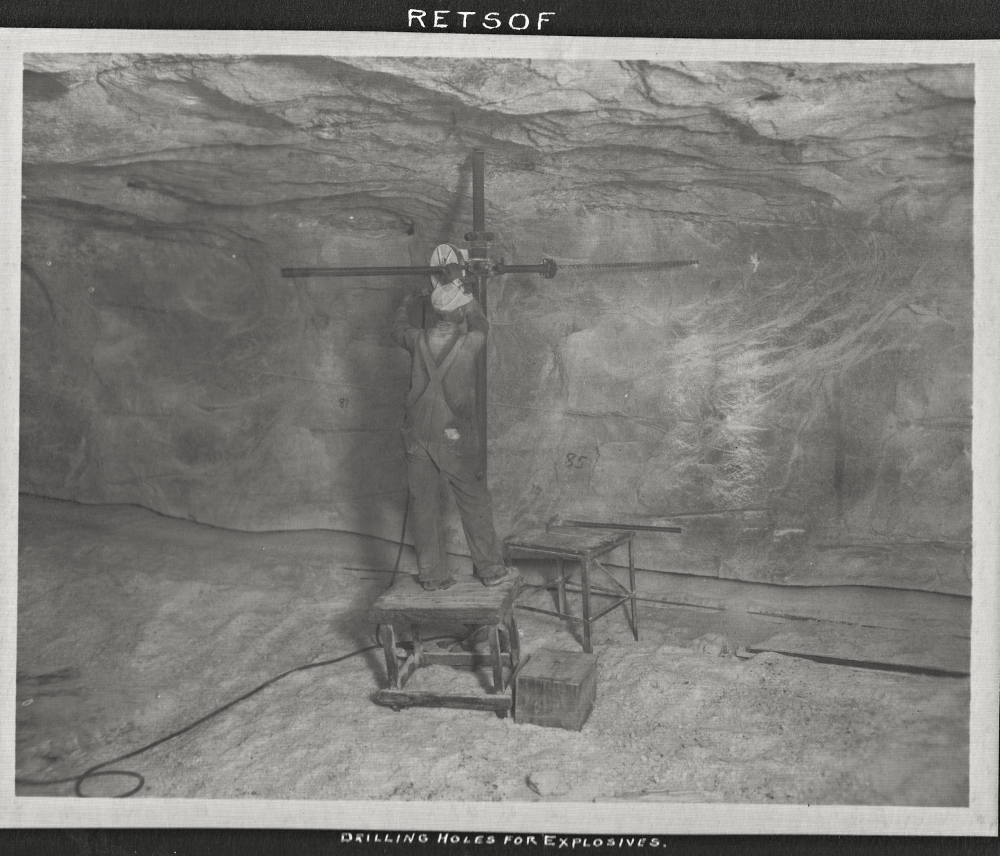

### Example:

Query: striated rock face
xmin=20 ymin=56 xmax=973 ymax=592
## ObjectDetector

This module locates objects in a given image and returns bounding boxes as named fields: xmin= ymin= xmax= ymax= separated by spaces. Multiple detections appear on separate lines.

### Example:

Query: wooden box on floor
xmin=514 ymin=649 xmax=598 ymax=731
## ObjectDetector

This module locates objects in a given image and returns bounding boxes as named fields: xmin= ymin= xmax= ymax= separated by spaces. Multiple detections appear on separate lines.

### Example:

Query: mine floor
xmin=15 ymin=495 xmax=969 ymax=805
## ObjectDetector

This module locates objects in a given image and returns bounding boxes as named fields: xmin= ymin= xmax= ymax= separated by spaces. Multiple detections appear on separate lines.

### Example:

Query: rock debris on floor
xmin=16 ymin=496 xmax=968 ymax=804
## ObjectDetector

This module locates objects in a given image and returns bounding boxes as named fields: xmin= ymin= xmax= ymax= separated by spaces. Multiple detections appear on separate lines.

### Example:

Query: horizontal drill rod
xmin=281 ymin=266 xmax=447 ymax=278
xmin=281 ymin=258 xmax=700 ymax=280
xmin=563 ymin=260 xmax=699 ymax=272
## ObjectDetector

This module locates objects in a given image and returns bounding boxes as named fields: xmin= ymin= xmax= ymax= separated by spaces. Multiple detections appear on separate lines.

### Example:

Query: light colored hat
xmin=431 ymin=281 xmax=473 ymax=314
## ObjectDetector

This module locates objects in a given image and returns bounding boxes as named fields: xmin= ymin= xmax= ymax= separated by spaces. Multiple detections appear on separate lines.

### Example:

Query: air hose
xmin=14 ymin=641 xmax=384 ymax=797
xmin=18 ymin=306 xmax=424 ymax=798
xmin=15 ymin=496 xmax=429 ymax=799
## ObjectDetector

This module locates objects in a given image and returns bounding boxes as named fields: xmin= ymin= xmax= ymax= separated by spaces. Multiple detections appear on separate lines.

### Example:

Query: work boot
xmin=478 ymin=565 xmax=520 ymax=587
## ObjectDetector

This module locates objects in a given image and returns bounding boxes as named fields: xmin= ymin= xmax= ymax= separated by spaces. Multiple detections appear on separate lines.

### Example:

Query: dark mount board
xmin=2 ymin=0 xmax=998 ymax=38
xmin=6 ymin=0 xmax=990 ymax=851
xmin=1 ymin=831 xmax=995 ymax=855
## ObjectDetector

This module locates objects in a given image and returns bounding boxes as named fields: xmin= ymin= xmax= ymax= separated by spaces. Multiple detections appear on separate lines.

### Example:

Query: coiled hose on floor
xmin=14 ymin=496 xmax=438 ymax=798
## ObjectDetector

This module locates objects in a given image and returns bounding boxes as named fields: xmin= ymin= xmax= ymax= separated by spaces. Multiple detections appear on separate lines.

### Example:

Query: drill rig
xmin=282 ymin=149 xmax=699 ymax=482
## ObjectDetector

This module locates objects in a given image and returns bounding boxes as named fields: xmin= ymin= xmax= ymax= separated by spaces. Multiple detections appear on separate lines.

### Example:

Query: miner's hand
xmin=443 ymin=262 xmax=466 ymax=283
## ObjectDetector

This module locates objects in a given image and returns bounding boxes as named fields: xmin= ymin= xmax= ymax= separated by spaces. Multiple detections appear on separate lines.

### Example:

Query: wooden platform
xmin=368 ymin=573 xmax=520 ymax=626
xmin=368 ymin=574 xmax=521 ymax=716
xmin=505 ymin=526 xmax=635 ymax=558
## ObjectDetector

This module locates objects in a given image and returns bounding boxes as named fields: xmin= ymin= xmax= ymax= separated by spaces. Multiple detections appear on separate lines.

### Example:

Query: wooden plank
xmin=506 ymin=610 xmax=521 ymax=667
xmin=505 ymin=527 xmax=634 ymax=558
xmin=380 ymin=623 xmax=399 ymax=689
xmin=420 ymin=651 xmax=513 ymax=669
xmin=373 ymin=689 xmax=512 ymax=714
xmin=369 ymin=574 xmax=519 ymax=624
xmin=411 ymin=624 xmax=423 ymax=664
xmin=397 ymin=653 xmax=419 ymax=687
xmin=489 ymin=624 xmax=504 ymax=691
xmin=546 ymin=525 xmax=635 ymax=552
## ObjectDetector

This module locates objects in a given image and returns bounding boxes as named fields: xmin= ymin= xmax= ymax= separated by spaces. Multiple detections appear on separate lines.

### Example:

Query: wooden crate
xmin=514 ymin=649 xmax=598 ymax=731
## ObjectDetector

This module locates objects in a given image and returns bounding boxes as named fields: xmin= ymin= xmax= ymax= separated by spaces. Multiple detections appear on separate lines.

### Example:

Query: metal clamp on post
xmin=466 ymin=257 xmax=498 ymax=278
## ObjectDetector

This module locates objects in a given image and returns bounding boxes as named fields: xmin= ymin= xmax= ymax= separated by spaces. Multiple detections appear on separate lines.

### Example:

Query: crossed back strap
xmin=417 ymin=329 xmax=466 ymax=386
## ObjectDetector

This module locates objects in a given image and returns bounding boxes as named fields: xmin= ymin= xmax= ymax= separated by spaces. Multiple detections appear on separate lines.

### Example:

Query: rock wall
xmin=20 ymin=57 xmax=973 ymax=592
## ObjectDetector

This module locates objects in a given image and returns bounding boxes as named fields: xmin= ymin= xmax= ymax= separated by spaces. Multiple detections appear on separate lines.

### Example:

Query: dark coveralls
xmin=392 ymin=295 xmax=505 ymax=586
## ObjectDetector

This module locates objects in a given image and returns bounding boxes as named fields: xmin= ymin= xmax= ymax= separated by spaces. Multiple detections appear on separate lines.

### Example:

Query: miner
xmin=392 ymin=266 xmax=519 ymax=591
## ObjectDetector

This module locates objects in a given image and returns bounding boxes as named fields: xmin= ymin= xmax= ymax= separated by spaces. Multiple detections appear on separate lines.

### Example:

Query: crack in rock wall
xmin=20 ymin=57 xmax=973 ymax=593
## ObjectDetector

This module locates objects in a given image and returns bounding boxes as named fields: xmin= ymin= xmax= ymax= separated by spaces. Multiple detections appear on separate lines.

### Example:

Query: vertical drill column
xmin=470 ymin=149 xmax=489 ymax=484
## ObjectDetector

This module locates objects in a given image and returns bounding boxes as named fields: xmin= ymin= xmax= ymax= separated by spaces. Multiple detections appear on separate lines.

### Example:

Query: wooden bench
xmin=367 ymin=574 xmax=521 ymax=717
xmin=504 ymin=526 xmax=638 ymax=654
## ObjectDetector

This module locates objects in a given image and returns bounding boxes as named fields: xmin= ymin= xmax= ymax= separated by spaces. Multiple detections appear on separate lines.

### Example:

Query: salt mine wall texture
xmin=19 ymin=57 xmax=974 ymax=594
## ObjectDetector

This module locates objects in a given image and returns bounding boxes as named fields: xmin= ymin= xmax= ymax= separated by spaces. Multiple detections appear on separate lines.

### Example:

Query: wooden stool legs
xmin=488 ymin=625 xmax=504 ymax=692
xmin=368 ymin=576 xmax=521 ymax=716
xmin=380 ymin=623 xmax=400 ymax=689
xmin=505 ymin=528 xmax=639 ymax=655
xmin=374 ymin=615 xmax=518 ymax=714
xmin=505 ymin=609 xmax=521 ymax=669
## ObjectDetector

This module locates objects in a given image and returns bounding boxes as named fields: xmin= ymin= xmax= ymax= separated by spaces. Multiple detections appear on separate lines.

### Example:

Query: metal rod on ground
xmin=547 ymin=515 xmax=682 ymax=533
xmin=652 ymin=506 xmax=769 ymax=518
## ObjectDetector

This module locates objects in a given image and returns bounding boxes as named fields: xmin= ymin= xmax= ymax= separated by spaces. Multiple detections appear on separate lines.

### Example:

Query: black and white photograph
xmin=2 ymin=32 xmax=997 ymax=835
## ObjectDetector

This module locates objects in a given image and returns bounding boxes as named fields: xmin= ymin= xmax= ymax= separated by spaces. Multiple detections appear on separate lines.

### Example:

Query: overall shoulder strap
xmin=417 ymin=331 xmax=442 ymax=383
xmin=435 ymin=333 xmax=467 ymax=378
